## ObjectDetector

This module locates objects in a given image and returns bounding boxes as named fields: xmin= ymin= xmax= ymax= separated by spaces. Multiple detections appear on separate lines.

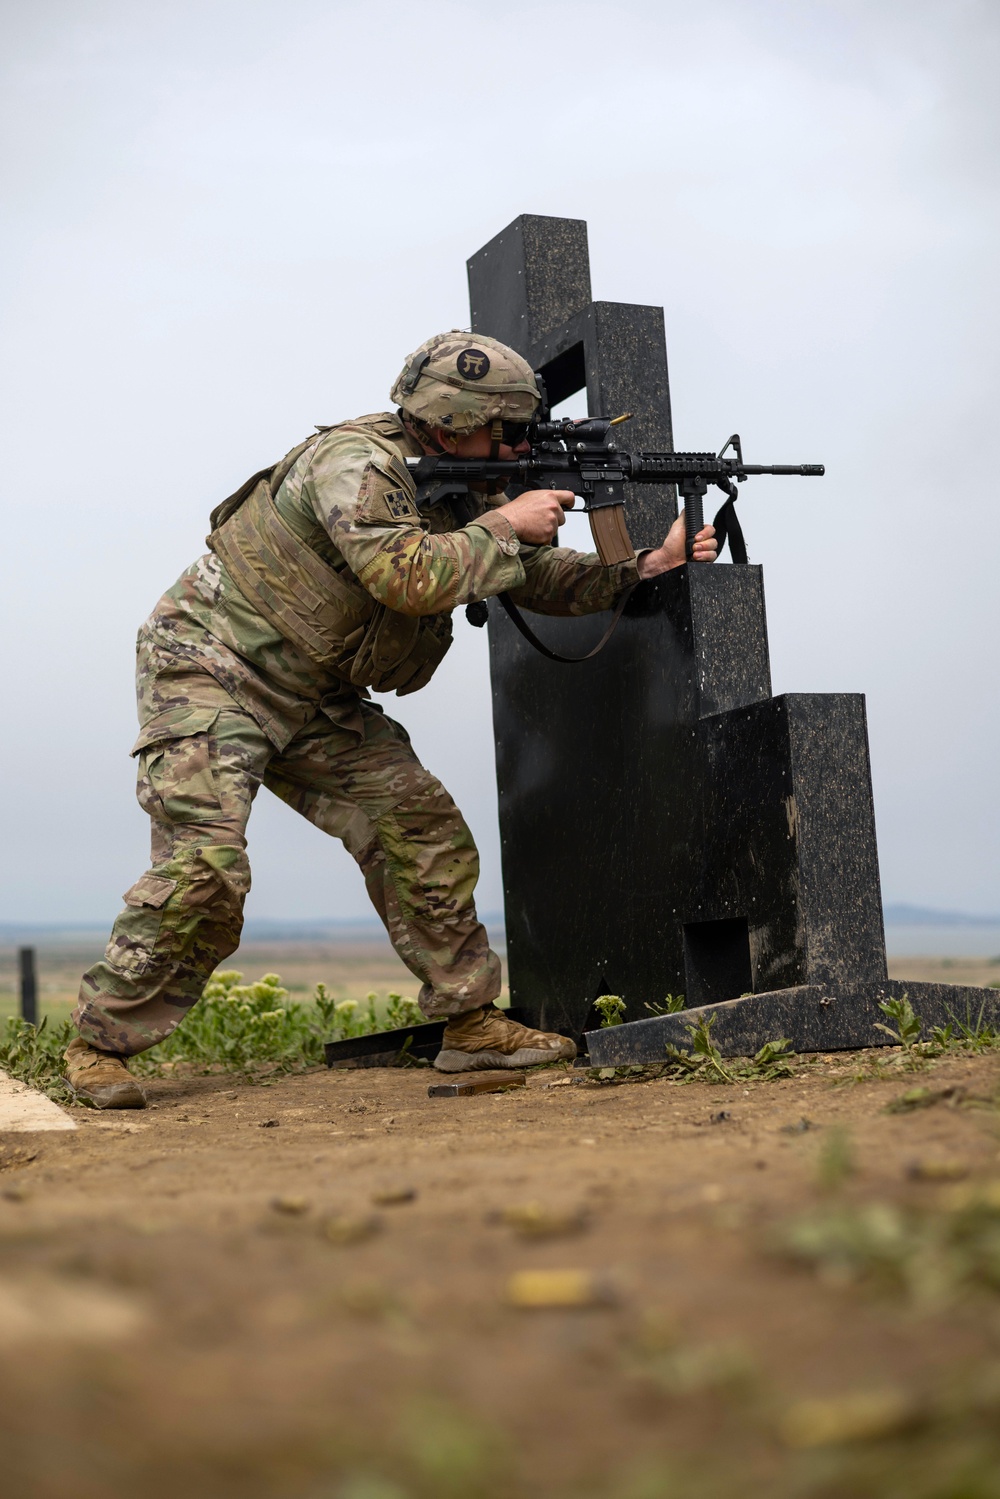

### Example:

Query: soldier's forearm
xmin=508 ymin=547 xmax=639 ymax=617
xmin=355 ymin=526 xmax=525 ymax=616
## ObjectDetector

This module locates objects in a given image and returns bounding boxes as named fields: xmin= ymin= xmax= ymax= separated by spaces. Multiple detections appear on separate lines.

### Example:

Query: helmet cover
xmin=391 ymin=331 xmax=540 ymax=434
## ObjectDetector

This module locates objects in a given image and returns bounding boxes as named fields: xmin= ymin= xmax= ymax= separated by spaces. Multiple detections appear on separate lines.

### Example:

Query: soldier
xmin=65 ymin=332 xmax=717 ymax=1108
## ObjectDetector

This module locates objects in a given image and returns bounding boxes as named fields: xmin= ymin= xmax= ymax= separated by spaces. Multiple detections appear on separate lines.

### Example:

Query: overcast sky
xmin=1 ymin=0 xmax=997 ymax=928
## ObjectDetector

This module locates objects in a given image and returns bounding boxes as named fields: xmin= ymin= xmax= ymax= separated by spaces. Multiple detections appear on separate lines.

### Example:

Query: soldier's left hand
xmin=636 ymin=518 xmax=717 ymax=579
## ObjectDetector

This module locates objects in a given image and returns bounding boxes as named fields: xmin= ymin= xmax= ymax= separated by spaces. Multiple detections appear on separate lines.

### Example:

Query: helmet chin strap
xmin=399 ymin=411 xmax=457 ymax=456
xmin=489 ymin=419 xmax=503 ymax=461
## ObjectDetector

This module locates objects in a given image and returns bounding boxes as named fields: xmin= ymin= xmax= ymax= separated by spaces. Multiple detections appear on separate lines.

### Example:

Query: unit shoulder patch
xmin=384 ymin=488 xmax=415 ymax=520
xmin=355 ymin=457 xmax=421 ymax=527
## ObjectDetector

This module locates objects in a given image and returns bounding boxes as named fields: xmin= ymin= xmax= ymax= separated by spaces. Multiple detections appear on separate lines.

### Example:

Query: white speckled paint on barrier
xmin=0 ymin=1069 xmax=77 ymax=1131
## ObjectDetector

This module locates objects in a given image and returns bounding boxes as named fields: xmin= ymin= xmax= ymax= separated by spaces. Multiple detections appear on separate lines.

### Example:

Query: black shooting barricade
xmin=324 ymin=1009 xmax=530 ymax=1069
xmin=466 ymin=213 xmax=1000 ymax=1062
xmin=324 ymin=1020 xmax=447 ymax=1070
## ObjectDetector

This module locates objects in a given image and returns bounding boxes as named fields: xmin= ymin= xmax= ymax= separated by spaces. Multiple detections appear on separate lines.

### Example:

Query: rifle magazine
xmin=590 ymin=504 xmax=635 ymax=566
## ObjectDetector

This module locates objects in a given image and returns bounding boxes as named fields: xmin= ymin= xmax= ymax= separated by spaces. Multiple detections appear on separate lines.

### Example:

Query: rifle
xmin=404 ymin=417 xmax=824 ymax=568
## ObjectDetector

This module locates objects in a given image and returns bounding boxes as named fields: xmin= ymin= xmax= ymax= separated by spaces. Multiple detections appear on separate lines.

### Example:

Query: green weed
xmin=0 ymin=1015 xmax=75 ymax=1101
xmin=665 ymin=1013 xmax=737 ymax=1082
xmin=816 ymin=1127 xmax=856 ymax=1192
xmin=774 ymin=1182 xmax=1000 ymax=1310
xmin=883 ymin=1084 xmax=971 ymax=1115
xmin=664 ymin=1013 xmax=797 ymax=1085
xmin=843 ymin=996 xmax=1000 ymax=1083
xmin=751 ymin=1038 xmax=799 ymax=1080
xmin=594 ymin=994 xmax=627 ymax=1027
xmin=397 ymin=1398 xmax=506 ymax=1498
xmin=385 ymin=992 xmax=423 ymax=1030
xmin=587 ymin=1064 xmax=654 ymax=1085
xmin=876 ymin=994 xmax=922 ymax=1050
xmin=936 ymin=1004 xmax=1000 ymax=1053
xmin=624 ymin=1335 xmax=756 ymax=1397
xmin=131 ymin=972 xmax=423 ymax=1080
xmin=644 ymin=994 xmax=687 ymax=1016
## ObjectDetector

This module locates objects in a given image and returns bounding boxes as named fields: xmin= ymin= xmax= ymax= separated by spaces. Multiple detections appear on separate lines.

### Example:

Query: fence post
xmin=18 ymin=947 xmax=38 ymax=1027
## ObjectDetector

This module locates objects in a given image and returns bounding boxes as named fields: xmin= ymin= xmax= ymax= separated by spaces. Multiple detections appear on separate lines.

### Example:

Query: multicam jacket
xmin=135 ymin=412 xmax=639 ymax=753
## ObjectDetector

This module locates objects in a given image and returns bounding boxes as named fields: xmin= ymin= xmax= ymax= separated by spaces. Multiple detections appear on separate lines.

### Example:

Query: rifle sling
xmin=711 ymin=494 xmax=748 ymax=565
xmin=497 ymin=586 xmax=636 ymax=665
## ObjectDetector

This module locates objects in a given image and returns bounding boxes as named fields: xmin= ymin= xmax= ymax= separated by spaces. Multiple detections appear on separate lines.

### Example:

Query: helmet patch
xmin=457 ymin=348 xmax=491 ymax=380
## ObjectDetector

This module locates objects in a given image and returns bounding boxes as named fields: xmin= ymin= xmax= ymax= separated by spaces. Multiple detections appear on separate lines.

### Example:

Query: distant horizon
xmin=3 ymin=902 xmax=1000 ymax=940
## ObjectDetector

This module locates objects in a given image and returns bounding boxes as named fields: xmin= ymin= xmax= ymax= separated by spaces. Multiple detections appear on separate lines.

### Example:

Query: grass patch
xmin=816 ymin=1127 xmax=856 ymax=1192
xmin=132 ymin=971 xmax=423 ymax=1080
xmin=931 ymin=1005 xmax=1000 ymax=1054
xmin=843 ymin=994 xmax=1000 ymax=1083
xmin=0 ymin=1015 xmax=76 ymax=1101
xmin=0 ymin=972 xmax=424 ymax=1092
xmin=587 ymin=1014 xmax=798 ymax=1088
xmin=774 ymin=1181 xmax=1000 ymax=1310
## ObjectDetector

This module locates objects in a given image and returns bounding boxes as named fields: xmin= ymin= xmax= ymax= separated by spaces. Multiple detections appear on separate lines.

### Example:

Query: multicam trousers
xmin=75 ymin=700 xmax=500 ymax=1056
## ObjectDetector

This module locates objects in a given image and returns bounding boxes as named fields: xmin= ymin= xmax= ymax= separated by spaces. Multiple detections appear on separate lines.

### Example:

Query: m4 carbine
xmin=404 ymin=417 xmax=824 ymax=567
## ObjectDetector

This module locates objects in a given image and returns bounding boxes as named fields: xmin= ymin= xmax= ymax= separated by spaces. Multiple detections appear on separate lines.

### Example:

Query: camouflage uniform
xmin=76 ymin=340 xmax=639 ymax=1056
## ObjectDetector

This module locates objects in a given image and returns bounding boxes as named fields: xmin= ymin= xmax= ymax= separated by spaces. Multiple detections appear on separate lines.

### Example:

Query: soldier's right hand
xmin=498 ymin=489 xmax=576 ymax=545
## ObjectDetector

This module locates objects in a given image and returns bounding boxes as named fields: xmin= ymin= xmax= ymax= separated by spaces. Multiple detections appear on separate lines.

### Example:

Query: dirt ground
xmin=2 ymin=1035 xmax=1000 ymax=1498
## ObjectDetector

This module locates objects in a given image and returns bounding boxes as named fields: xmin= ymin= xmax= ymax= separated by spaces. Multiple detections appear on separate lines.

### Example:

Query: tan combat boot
xmin=63 ymin=1037 xmax=146 ymax=1109
xmin=433 ymin=1005 xmax=577 ymax=1073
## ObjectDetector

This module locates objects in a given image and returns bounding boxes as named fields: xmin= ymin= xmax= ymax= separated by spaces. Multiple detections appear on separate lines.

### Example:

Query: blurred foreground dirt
xmin=2 ymin=1045 xmax=1000 ymax=1498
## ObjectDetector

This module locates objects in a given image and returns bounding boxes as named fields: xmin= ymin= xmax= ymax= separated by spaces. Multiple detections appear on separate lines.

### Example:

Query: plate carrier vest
xmin=206 ymin=415 xmax=452 ymax=696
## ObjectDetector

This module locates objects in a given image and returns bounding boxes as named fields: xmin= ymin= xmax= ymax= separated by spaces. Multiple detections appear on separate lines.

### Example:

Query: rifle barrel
xmin=743 ymin=464 xmax=825 ymax=476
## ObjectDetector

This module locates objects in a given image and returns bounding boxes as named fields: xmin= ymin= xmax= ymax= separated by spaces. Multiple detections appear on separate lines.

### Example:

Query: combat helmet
xmin=391 ymin=331 xmax=540 ymax=435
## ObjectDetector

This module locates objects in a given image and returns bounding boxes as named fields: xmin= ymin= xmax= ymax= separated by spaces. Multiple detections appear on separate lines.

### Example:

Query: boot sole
xmin=68 ymin=1082 xmax=147 ymax=1110
xmin=433 ymin=1042 xmax=576 ymax=1073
